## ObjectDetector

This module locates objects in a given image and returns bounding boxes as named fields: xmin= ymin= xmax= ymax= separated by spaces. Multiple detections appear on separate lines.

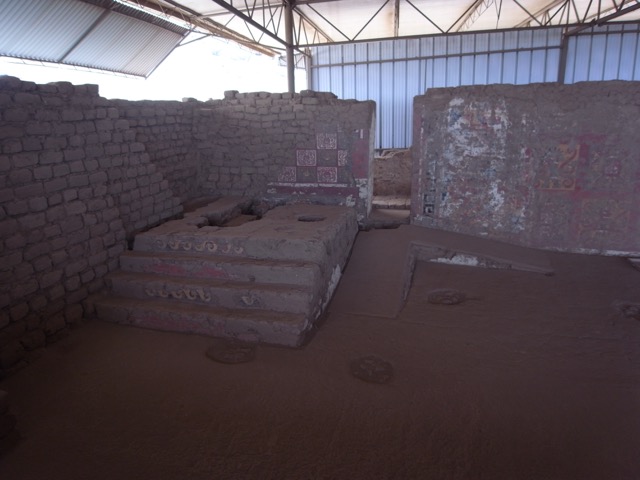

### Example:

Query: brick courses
xmin=0 ymin=76 xmax=375 ymax=375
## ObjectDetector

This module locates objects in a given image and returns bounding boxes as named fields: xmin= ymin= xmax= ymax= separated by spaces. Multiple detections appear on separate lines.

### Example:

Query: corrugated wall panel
xmin=310 ymin=25 xmax=638 ymax=149
xmin=380 ymin=61 xmax=394 ymax=147
xmin=619 ymin=34 xmax=638 ymax=79
xmin=564 ymin=25 xmax=640 ymax=83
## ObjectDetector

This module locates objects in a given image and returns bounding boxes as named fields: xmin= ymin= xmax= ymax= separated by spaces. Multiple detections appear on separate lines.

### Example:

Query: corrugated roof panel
xmin=122 ymin=28 xmax=184 ymax=76
xmin=0 ymin=0 xmax=188 ymax=77
xmin=64 ymin=10 xmax=184 ymax=76
xmin=0 ymin=0 xmax=103 ymax=62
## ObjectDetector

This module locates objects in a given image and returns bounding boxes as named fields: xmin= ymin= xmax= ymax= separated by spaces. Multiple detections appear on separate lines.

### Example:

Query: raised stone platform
xmin=91 ymin=198 xmax=359 ymax=347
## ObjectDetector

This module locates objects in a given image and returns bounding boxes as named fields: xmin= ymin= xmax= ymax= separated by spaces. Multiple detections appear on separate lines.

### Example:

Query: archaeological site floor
xmin=1 ymin=227 xmax=639 ymax=479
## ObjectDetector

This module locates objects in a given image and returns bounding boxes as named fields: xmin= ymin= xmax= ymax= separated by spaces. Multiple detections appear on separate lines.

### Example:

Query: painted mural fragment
xmin=296 ymin=149 xmax=317 ymax=166
xmin=317 ymin=133 xmax=337 ymax=149
xmin=535 ymin=142 xmax=582 ymax=191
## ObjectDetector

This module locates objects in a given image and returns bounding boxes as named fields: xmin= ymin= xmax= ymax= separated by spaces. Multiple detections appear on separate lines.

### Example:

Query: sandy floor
xmin=2 ymin=229 xmax=640 ymax=479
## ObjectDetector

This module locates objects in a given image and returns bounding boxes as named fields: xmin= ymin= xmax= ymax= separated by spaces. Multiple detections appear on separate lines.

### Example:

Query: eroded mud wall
xmin=0 ymin=76 xmax=376 ymax=374
xmin=0 ymin=76 xmax=182 ymax=373
xmin=412 ymin=81 xmax=640 ymax=255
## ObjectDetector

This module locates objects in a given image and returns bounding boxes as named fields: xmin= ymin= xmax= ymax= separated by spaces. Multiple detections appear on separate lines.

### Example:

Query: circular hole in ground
xmin=620 ymin=303 xmax=640 ymax=320
xmin=427 ymin=288 xmax=466 ymax=305
xmin=349 ymin=355 xmax=394 ymax=384
xmin=297 ymin=215 xmax=326 ymax=222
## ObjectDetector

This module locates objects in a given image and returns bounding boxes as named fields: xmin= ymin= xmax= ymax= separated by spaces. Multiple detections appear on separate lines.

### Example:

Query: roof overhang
xmin=0 ymin=0 xmax=191 ymax=77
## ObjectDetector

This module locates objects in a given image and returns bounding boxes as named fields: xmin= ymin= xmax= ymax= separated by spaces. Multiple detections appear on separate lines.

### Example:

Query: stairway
xmin=90 ymin=198 xmax=358 ymax=347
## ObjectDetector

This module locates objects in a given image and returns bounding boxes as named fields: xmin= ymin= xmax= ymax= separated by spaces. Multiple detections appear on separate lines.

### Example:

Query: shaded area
xmin=1 ymin=230 xmax=640 ymax=479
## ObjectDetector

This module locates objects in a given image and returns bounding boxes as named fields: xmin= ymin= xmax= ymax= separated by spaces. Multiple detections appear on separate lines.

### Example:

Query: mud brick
xmin=20 ymin=330 xmax=46 ymax=351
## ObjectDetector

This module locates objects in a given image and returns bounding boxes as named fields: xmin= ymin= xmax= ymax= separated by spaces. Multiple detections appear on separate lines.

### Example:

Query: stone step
xmin=118 ymin=250 xmax=322 ymax=286
xmin=106 ymin=271 xmax=317 ymax=316
xmin=90 ymin=294 xmax=308 ymax=347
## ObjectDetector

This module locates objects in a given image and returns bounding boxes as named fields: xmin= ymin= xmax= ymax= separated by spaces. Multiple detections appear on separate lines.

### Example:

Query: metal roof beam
xmin=405 ymin=0 xmax=445 ymax=34
xmin=352 ymin=0 xmax=391 ymax=41
xmin=452 ymin=0 xmax=495 ymax=32
xmin=206 ymin=0 xmax=289 ymax=46
xmin=133 ymin=0 xmax=279 ymax=55
xmin=293 ymin=8 xmax=334 ymax=43
xmin=304 ymin=3 xmax=352 ymax=41
xmin=393 ymin=0 xmax=400 ymax=37
xmin=567 ymin=0 xmax=640 ymax=33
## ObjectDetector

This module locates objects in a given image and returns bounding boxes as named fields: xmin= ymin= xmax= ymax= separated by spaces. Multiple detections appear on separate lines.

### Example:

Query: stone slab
xmin=93 ymin=295 xmax=308 ymax=347
xmin=106 ymin=271 xmax=316 ymax=316
xmin=118 ymin=251 xmax=322 ymax=286
xmin=134 ymin=203 xmax=358 ymax=268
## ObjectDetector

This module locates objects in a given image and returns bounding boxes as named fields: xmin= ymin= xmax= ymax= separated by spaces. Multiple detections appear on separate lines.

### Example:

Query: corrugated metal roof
xmin=0 ymin=0 xmax=189 ymax=77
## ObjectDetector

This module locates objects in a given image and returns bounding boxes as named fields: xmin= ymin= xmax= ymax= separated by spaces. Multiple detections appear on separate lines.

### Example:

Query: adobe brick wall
xmin=411 ymin=81 xmax=640 ymax=255
xmin=112 ymin=99 xmax=202 ymax=203
xmin=374 ymin=150 xmax=411 ymax=197
xmin=0 ymin=77 xmax=376 ymax=375
xmin=0 ymin=76 xmax=182 ymax=374
xmin=199 ymin=91 xmax=375 ymax=222
xmin=113 ymin=92 xmax=376 ymax=222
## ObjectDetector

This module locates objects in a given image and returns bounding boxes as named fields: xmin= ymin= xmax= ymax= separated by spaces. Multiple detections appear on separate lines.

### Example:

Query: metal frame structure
xmin=4 ymin=1 xmax=640 ymax=89
xmin=120 ymin=0 xmax=640 ymax=92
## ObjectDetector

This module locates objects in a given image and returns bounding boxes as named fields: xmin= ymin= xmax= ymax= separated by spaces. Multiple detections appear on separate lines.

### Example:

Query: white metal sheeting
xmin=311 ymin=23 xmax=640 ymax=148
xmin=0 ymin=0 xmax=189 ymax=77
xmin=139 ymin=0 xmax=640 ymax=53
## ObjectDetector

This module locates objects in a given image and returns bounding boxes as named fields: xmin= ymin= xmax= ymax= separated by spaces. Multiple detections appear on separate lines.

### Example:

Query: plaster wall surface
xmin=412 ymin=81 xmax=640 ymax=255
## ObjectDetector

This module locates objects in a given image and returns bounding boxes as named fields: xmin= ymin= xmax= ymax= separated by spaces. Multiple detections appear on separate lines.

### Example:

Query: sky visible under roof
xmin=0 ymin=33 xmax=306 ymax=101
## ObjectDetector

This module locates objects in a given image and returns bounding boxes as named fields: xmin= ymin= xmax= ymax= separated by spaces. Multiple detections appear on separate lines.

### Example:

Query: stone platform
xmin=91 ymin=198 xmax=359 ymax=347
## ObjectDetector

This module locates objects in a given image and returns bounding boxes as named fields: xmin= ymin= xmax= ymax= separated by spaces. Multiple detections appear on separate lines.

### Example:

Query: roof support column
xmin=285 ymin=0 xmax=296 ymax=93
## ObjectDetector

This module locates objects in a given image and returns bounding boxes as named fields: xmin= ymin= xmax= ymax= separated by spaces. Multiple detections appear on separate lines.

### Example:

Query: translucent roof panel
xmin=0 ymin=0 xmax=189 ymax=77
xmin=135 ymin=0 xmax=640 ymax=53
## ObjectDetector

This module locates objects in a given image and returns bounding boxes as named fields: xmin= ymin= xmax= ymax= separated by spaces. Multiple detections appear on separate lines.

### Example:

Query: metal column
xmin=285 ymin=0 xmax=295 ymax=93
